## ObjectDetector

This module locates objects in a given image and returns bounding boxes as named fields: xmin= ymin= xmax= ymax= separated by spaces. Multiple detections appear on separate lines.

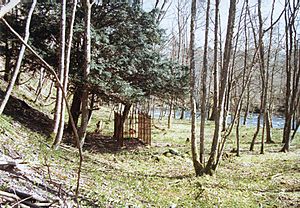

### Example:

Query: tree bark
xmin=264 ymin=0 xmax=277 ymax=144
xmin=205 ymin=0 xmax=236 ymax=174
xmin=257 ymin=0 xmax=266 ymax=154
xmin=52 ymin=0 xmax=66 ymax=145
xmin=179 ymin=107 xmax=185 ymax=120
xmin=199 ymin=0 xmax=210 ymax=165
xmin=208 ymin=0 xmax=220 ymax=122
xmin=167 ymin=98 xmax=173 ymax=129
xmin=281 ymin=0 xmax=300 ymax=152
xmin=53 ymin=0 xmax=78 ymax=148
xmin=243 ymin=81 xmax=250 ymax=125
xmin=189 ymin=0 xmax=203 ymax=176
xmin=116 ymin=103 xmax=132 ymax=147
xmin=78 ymin=0 xmax=92 ymax=148
xmin=67 ymin=86 xmax=82 ymax=133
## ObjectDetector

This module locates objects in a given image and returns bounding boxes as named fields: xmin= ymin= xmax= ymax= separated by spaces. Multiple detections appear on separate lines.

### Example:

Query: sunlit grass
xmin=1 ymin=77 xmax=300 ymax=207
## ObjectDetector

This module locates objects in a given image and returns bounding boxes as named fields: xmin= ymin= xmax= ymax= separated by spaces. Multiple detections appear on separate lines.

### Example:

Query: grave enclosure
xmin=114 ymin=107 xmax=151 ymax=147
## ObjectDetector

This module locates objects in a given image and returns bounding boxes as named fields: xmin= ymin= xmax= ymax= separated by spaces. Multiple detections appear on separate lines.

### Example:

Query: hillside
xmin=0 ymin=85 xmax=299 ymax=207
xmin=1 ymin=0 xmax=300 ymax=207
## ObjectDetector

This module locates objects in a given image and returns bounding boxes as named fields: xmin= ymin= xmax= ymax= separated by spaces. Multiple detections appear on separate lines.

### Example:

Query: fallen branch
xmin=0 ymin=190 xmax=20 ymax=201
xmin=152 ymin=124 xmax=166 ymax=131
xmin=11 ymin=196 xmax=33 ymax=208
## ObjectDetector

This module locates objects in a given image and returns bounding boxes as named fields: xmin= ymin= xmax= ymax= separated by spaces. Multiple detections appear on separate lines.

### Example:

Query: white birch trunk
xmin=0 ymin=0 xmax=36 ymax=115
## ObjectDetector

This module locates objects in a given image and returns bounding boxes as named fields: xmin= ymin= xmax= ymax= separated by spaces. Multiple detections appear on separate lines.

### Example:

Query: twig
xmin=11 ymin=196 xmax=33 ymax=208
xmin=0 ymin=190 xmax=20 ymax=200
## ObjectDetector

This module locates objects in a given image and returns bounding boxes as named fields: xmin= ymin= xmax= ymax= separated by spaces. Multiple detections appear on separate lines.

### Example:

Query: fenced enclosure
xmin=114 ymin=107 xmax=151 ymax=146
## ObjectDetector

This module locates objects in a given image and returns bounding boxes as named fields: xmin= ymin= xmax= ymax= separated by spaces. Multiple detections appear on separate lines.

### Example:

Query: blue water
xmin=227 ymin=114 xmax=286 ymax=129
xmin=152 ymin=109 xmax=297 ymax=130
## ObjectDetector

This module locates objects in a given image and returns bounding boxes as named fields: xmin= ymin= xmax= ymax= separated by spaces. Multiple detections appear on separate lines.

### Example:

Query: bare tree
xmin=205 ymin=0 xmax=236 ymax=174
xmin=189 ymin=0 xmax=202 ymax=176
xmin=208 ymin=0 xmax=220 ymax=121
xmin=53 ymin=0 xmax=78 ymax=148
xmin=78 ymin=0 xmax=93 ymax=148
xmin=199 ymin=0 xmax=210 ymax=165
xmin=264 ymin=0 xmax=277 ymax=144
xmin=52 ymin=0 xmax=66 ymax=143
xmin=281 ymin=0 xmax=300 ymax=152
xmin=0 ymin=0 xmax=36 ymax=115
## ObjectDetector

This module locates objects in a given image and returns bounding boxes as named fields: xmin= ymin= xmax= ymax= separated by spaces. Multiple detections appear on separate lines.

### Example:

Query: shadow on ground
xmin=0 ymin=89 xmax=146 ymax=153
xmin=0 ymin=89 xmax=53 ymax=137
xmin=83 ymin=133 xmax=146 ymax=154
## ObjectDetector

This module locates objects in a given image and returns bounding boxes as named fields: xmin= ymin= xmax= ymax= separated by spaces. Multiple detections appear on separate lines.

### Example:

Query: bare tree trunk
xmin=0 ymin=0 xmax=36 ymax=115
xmin=205 ymin=0 xmax=236 ymax=174
xmin=281 ymin=1 xmax=300 ymax=151
xmin=265 ymin=111 xmax=274 ymax=143
xmin=243 ymin=81 xmax=250 ymax=125
xmin=248 ymin=0 xmax=262 ymax=151
xmin=78 ymin=0 xmax=92 ymax=148
xmin=208 ymin=0 xmax=219 ymax=121
xmin=233 ymin=0 xmax=248 ymax=156
xmin=34 ymin=67 xmax=45 ymax=102
xmin=87 ymin=93 xmax=95 ymax=123
xmin=189 ymin=0 xmax=202 ymax=176
xmin=66 ymin=87 xmax=82 ymax=132
xmin=281 ymin=0 xmax=300 ymax=152
xmin=236 ymin=112 xmax=241 ymax=155
xmin=291 ymin=116 xmax=299 ymax=141
xmin=264 ymin=0 xmax=277 ymax=144
xmin=53 ymin=0 xmax=78 ymax=148
xmin=180 ymin=107 xmax=185 ymax=120
xmin=257 ymin=0 xmax=266 ymax=154
xmin=116 ymin=103 xmax=132 ymax=147
xmin=250 ymin=108 xmax=262 ymax=151
xmin=199 ymin=0 xmax=210 ymax=165
xmin=167 ymin=98 xmax=173 ymax=129
xmin=52 ymin=0 xmax=66 ymax=145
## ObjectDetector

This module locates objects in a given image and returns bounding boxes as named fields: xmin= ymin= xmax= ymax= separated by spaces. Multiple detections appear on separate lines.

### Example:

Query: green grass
xmin=1 ymin=110 xmax=299 ymax=207
xmin=1 ymin=78 xmax=300 ymax=207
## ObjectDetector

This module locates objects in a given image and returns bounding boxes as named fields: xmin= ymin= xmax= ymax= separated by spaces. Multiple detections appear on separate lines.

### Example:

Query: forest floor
xmin=0 ymin=83 xmax=300 ymax=207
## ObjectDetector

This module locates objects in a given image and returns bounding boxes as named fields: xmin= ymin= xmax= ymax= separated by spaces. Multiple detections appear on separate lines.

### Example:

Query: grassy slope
xmin=0 ymin=82 xmax=299 ymax=207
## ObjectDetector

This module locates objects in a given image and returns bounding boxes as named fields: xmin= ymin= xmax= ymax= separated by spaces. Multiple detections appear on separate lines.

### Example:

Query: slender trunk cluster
xmin=52 ymin=0 xmax=66 ymax=145
xmin=205 ymin=0 xmax=236 ymax=174
xmin=209 ymin=0 xmax=219 ymax=121
xmin=53 ymin=0 xmax=78 ymax=148
xmin=281 ymin=0 xmax=300 ymax=152
xmin=199 ymin=0 xmax=210 ymax=165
